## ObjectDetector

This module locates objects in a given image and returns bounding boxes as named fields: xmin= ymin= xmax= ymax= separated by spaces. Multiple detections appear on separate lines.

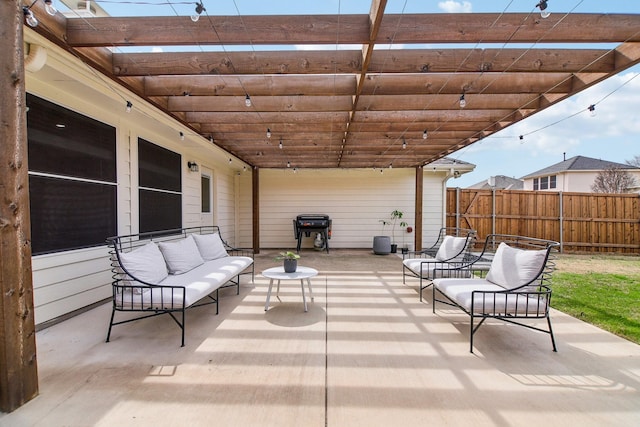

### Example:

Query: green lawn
xmin=551 ymin=272 xmax=640 ymax=345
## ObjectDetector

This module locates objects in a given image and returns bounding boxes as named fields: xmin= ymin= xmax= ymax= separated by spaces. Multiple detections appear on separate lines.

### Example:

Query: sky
xmin=57 ymin=0 xmax=640 ymax=186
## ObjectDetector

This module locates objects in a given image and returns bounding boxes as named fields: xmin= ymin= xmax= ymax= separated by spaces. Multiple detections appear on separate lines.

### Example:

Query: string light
xmin=402 ymin=139 xmax=407 ymax=149
xmin=459 ymin=93 xmax=466 ymax=108
xmin=179 ymin=131 xmax=184 ymax=141
xmin=588 ymin=104 xmax=596 ymax=117
xmin=279 ymin=138 xmax=283 ymax=149
xmin=125 ymin=101 xmax=132 ymax=113
xmin=208 ymin=135 xmax=214 ymax=143
xmin=536 ymin=1 xmax=550 ymax=19
xmin=23 ymin=7 xmax=38 ymax=27
xmin=44 ymin=0 xmax=57 ymax=15
xmin=423 ymin=130 xmax=428 ymax=140
xmin=287 ymin=161 xmax=291 ymax=168
xmin=191 ymin=2 xmax=205 ymax=22
xmin=266 ymin=128 xmax=271 ymax=138
xmin=245 ymin=94 xmax=252 ymax=107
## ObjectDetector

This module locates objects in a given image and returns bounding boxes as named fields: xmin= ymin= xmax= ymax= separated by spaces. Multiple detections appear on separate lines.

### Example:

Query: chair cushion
xmin=158 ymin=235 xmax=205 ymax=274
xmin=193 ymin=232 xmax=229 ymax=260
xmin=434 ymin=236 xmax=467 ymax=261
xmin=118 ymin=242 xmax=168 ymax=285
xmin=485 ymin=242 xmax=547 ymax=291
xmin=433 ymin=278 xmax=548 ymax=315
xmin=403 ymin=258 xmax=471 ymax=279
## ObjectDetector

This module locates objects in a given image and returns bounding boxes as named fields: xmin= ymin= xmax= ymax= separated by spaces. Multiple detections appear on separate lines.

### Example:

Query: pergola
xmin=2 ymin=0 xmax=640 ymax=412
xmin=19 ymin=0 xmax=640 ymax=169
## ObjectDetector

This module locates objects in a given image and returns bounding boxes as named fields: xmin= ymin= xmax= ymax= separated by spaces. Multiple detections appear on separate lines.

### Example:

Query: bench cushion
xmin=118 ymin=242 xmax=168 ymax=285
xmin=485 ymin=242 xmax=547 ymax=291
xmin=158 ymin=235 xmax=205 ymax=275
xmin=435 ymin=236 xmax=467 ymax=261
xmin=115 ymin=256 xmax=254 ymax=310
xmin=193 ymin=232 xmax=229 ymax=260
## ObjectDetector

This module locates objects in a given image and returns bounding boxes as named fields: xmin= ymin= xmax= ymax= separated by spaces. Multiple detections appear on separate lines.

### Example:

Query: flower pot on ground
xmin=373 ymin=235 xmax=391 ymax=255
xmin=276 ymin=251 xmax=301 ymax=273
xmin=373 ymin=219 xmax=392 ymax=255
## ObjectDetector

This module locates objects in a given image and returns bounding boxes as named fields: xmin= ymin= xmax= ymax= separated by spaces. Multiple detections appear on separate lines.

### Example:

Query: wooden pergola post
xmin=0 ymin=0 xmax=39 ymax=412
xmin=414 ymin=166 xmax=423 ymax=251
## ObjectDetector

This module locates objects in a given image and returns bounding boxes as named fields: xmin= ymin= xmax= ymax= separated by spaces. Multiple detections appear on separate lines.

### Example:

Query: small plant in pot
xmin=276 ymin=251 xmax=301 ymax=273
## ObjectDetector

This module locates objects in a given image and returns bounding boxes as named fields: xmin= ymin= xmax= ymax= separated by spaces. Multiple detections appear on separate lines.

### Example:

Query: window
xmin=138 ymin=138 xmax=182 ymax=233
xmin=201 ymin=174 xmax=211 ymax=213
xmin=26 ymin=94 xmax=117 ymax=255
xmin=540 ymin=176 xmax=549 ymax=190
xmin=533 ymin=178 xmax=539 ymax=190
xmin=550 ymin=175 xmax=557 ymax=189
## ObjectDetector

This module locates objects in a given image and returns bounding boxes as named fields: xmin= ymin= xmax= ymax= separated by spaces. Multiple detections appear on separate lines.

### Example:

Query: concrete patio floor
xmin=2 ymin=249 xmax=639 ymax=426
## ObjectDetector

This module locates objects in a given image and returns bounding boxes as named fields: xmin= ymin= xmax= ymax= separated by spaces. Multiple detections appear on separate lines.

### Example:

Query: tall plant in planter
xmin=390 ymin=210 xmax=408 ymax=253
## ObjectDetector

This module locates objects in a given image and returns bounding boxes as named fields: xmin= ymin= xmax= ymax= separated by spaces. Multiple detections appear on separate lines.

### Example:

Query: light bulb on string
xmin=125 ymin=101 xmax=133 ymax=113
xmin=536 ymin=1 xmax=550 ymax=18
xmin=423 ymin=130 xmax=428 ymax=140
xmin=402 ymin=139 xmax=407 ymax=149
xmin=179 ymin=131 xmax=184 ymax=141
xmin=191 ymin=2 xmax=205 ymax=22
xmin=245 ymin=95 xmax=251 ymax=107
xmin=459 ymin=93 xmax=466 ymax=108
xmin=23 ymin=7 xmax=38 ymax=27
xmin=588 ymin=104 xmax=596 ymax=117
xmin=279 ymin=139 xmax=283 ymax=149
xmin=266 ymin=128 xmax=271 ymax=138
xmin=44 ymin=0 xmax=57 ymax=15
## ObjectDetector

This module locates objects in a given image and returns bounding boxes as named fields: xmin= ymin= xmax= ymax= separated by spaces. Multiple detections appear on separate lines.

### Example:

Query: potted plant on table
xmin=276 ymin=251 xmax=301 ymax=273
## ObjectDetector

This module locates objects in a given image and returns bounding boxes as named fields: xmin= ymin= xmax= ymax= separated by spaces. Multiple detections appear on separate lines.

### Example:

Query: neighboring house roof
xmin=521 ymin=155 xmax=639 ymax=179
xmin=467 ymin=175 xmax=524 ymax=190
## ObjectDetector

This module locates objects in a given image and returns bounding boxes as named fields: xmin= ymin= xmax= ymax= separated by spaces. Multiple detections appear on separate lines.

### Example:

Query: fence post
xmin=559 ymin=191 xmax=564 ymax=253
xmin=456 ymin=187 xmax=460 ymax=228
xmin=492 ymin=187 xmax=496 ymax=235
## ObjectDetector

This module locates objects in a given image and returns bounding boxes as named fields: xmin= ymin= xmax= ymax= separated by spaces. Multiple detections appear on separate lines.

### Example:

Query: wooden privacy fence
xmin=446 ymin=188 xmax=640 ymax=254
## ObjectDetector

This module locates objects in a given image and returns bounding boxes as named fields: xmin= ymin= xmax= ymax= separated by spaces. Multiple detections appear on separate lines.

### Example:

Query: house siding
xmin=258 ymin=168 xmax=446 ymax=250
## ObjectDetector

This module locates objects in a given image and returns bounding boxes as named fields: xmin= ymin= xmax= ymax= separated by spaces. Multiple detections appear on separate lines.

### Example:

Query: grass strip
xmin=551 ymin=272 xmax=640 ymax=345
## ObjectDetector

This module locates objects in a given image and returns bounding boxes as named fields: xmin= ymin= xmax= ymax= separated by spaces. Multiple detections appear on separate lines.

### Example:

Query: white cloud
xmin=438 ymin=1 xmax=473 ymax=13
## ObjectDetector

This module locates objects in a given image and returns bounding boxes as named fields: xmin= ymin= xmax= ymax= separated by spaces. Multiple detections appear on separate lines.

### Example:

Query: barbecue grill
xmin=293 ymin=214 xmax=332 ymax=253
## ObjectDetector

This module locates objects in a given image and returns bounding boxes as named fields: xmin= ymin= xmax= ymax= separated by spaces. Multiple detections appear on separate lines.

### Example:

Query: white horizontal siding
xmin=31 ymin=246 xmax=112 ymax=324
xmin=259 ymin=168 xmax=446 ymax=250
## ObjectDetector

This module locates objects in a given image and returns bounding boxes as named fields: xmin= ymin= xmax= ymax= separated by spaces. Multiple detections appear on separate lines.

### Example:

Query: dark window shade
xmin=138 ymin=138 xmax=181 ymax=192
xmin=26 ymin=94 xmax=116 ymax=182
xmin=29 ymin=175 xmax=117 ymax=255
xmin=139 ymin=190 xmax=182 ymax=233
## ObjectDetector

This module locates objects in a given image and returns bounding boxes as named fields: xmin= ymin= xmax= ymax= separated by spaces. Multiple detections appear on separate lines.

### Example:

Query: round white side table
xmin=262 ymin=266 xmax=318 ymax=312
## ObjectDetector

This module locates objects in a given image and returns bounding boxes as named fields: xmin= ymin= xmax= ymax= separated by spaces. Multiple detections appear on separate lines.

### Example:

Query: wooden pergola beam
xmin=65 ymin=14 xmax=640 ymax=47
xmin=112 ymin=48 xmax=614 ymax=76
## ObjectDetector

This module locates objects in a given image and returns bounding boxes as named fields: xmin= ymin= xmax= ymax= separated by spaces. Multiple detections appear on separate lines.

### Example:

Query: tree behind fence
xmin=446 ymin=188 xmax=640 ymax=254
